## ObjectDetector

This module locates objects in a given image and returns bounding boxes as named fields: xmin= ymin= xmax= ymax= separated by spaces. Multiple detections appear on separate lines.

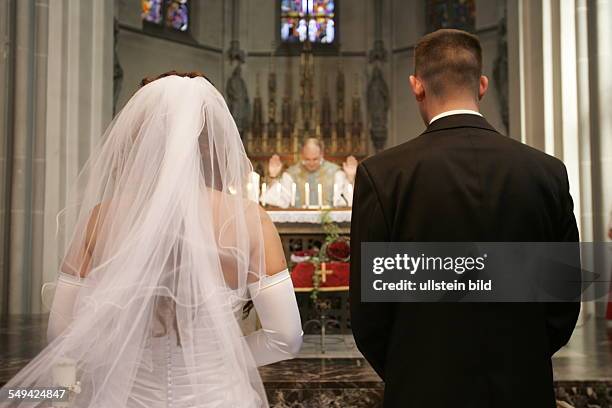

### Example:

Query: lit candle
xmin=332 ymin=183 xmax=337 ymax=207
xmin=305 ymin=183 xmax=310 ymax=208
xmin=317 ymin=183 xmax=323 ymax=209
xmin=250 ymin=171 xmax=261 ymax=202
xmin=261 ymin=182 xmax=267 ymax=207
xmin=291 ymin=182 xmax=296 ymax=207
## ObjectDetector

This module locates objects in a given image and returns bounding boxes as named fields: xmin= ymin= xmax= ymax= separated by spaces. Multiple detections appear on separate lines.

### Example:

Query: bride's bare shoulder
xmin=203 ymin=188 xmax=277 ymax=232
xmin=61 ymin=201 xmax=110 ymax=278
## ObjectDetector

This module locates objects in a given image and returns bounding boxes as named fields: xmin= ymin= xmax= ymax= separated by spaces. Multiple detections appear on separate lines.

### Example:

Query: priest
xmin=262 ymin=138 xmax=356 ymax=208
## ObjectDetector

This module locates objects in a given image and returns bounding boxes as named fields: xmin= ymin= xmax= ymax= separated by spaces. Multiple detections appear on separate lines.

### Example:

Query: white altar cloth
xmin=267 ymin=210 xmax=352 ymax=224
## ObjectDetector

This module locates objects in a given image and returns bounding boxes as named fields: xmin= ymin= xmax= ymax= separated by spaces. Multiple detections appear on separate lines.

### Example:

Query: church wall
xmin=190 ymin=0 xmax=225 ymax=48
xmin=115 ymin=0 xmax=225 ymax=110
xmin=242 ymin=0 xmax=275 ymax=52
xmin=115 ymin=30 xmax=224 ymax=109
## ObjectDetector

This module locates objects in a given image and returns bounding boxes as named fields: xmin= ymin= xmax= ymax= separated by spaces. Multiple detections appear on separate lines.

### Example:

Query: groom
xmin=349 ymin=29 xmax=580 ymax=407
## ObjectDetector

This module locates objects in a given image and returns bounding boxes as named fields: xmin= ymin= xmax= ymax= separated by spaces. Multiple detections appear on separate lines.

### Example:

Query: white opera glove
xmin=244 ymin=269 xmax=303 ymax=366
xmin=47 ymin=272 xmax=84 ymax=343
xmin=45 ymin=273 xmax=84 ymax=407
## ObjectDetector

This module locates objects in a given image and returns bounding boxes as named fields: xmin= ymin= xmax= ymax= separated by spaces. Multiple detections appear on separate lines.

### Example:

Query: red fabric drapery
xmin=290 ymin=261 xmax=349 ymax=288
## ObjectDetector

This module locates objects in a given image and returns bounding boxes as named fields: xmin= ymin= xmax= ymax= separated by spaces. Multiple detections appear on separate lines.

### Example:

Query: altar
xmin=267 ymin=208 xmax=350 ymax=245
xmin=267 ymin=208 xmax=353 ymax=345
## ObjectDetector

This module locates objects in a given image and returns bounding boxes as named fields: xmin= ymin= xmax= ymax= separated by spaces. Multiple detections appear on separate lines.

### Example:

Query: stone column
xmin=41 ymin=0 xmax=113 ymax=313
xmin=0 ymin=0 xmax=49 ymax=316
xmin=575 ymin=0 xmax=594 ymax=243
xmin=508 ymin=0 xmax=612 ymax=318
xmin=588 ymin=0 xmax=612 ymax=317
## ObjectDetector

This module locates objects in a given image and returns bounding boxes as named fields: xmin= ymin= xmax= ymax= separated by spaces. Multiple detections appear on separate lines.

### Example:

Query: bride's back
xmin=3 ymin=72 xmax=298 ymax=408
xmin=52 ymin=73 xmax=271 ymax=407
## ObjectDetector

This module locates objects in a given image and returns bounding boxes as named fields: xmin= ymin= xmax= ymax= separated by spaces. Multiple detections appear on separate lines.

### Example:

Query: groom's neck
xmin=423 ymin=96 xmax=480 ymax=124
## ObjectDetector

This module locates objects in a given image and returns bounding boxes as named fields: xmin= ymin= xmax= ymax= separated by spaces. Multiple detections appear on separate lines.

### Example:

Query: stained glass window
xmin=142 ymin=0 xmax=189 ymax=33
xmin=280 ymin=0 xmax=336 ymax=44
xmin=426 ymin=0 xmax=475 ymax=33
xmin=165 ymin=0 xmax=189 ymax=32
xmin=142 ymin=0 xmax=164 ymax=25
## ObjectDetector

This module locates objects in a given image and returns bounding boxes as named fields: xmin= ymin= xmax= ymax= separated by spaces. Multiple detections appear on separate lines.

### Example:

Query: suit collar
xmin=422 ymin=113 xmax=498 ymax=135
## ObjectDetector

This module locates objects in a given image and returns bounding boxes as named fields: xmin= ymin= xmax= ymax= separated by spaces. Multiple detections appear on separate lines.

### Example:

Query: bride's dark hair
xmin=140 ymin=70 xmax=214 ymax=87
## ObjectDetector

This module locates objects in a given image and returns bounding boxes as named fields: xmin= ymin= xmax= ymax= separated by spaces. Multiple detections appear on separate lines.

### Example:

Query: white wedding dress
xmin=125 ymin=313 xmax=259 ymax=407
xmin=46 ymin=268 xmax=300 ymax=408
xmin=1 ymin=75 xmax=302 ymax=407
xmin=128 ymin=271 xmax=300 ymax=408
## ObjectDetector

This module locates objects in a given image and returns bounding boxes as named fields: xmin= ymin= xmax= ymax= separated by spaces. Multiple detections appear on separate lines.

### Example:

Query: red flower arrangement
xmin=325 ymin=238 xmax=350 ymax=262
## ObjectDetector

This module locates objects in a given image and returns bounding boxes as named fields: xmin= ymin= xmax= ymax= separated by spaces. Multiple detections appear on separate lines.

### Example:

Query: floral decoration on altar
xmin=289 ymin=210 xmax=350 ymax=301
xmin=325 ymin=238 xmax=350 ymax=262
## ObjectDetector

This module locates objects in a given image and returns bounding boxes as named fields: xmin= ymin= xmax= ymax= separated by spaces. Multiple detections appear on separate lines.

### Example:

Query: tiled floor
xmin=1 ymin=314 xmax=611 ymax=385
xmin=552 ymin=316 xmax=612 ymax=381
xmin=297 ymin=318 xmax=612 ymax=382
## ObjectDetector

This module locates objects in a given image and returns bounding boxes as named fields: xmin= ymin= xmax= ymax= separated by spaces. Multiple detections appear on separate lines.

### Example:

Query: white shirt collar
xmin=429 ymin=109 xmax=483 ymax=125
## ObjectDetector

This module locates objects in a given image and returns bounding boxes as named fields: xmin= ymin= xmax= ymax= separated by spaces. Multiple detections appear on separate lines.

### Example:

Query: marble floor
xmin=1 ymin=314 xmax=611 ymax=407
xmin=553 ymin=316 xmax=612 ymax=381
xmin=297 ymin=319 xmax=612 ymax=381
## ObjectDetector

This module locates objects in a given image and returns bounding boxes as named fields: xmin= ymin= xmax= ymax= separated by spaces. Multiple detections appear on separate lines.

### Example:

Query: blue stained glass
xmin=313 ymin=0 xmax=335 ymax=17
xmin=165 ymin=0 xmax=189 ymax=32
xmin=281 ymin=0 xmax=303 ymax=15
xmin=280 ymin=0 xmax=335 ymax=44
xmin=142 ymin=0 xmax=163 ymax=24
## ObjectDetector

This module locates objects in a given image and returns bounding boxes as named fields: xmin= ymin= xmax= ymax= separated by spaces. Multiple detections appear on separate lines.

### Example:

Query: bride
xmin=0 ymin=72 xmax=302 ymax=407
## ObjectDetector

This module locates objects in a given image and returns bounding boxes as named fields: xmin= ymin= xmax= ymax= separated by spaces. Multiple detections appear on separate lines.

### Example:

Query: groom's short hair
xmin=414 ymin=29 xmax=482 ymax=98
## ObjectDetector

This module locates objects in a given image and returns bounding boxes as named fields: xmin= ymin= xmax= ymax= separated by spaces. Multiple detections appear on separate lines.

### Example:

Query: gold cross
xmin=320 ymin=262 xmax=333 ymax=283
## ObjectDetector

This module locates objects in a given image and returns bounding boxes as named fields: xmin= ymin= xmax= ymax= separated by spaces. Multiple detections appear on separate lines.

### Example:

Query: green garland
xmin=309 ymin=209 xmax=341 ymax=301
xmin=286 ymin=209 xmax=344 ymax=302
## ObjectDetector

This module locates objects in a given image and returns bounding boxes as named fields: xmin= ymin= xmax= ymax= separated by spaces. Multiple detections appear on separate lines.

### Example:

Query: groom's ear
xmin=478 ymin=75 xmax=489 ymax=100
xmin=410 ymin=75 xmax=425 ymax=102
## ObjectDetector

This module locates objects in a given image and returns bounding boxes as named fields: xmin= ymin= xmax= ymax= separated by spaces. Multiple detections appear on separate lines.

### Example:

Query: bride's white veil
xmin=1 ymin=75 xmax=269 ymax=406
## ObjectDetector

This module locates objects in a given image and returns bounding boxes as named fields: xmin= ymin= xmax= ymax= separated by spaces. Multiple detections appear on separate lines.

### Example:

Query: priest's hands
xmin=268 ymin=154 xmax=283 ymax=178
xmin=343 ymin=155 xmax=358 ymax=183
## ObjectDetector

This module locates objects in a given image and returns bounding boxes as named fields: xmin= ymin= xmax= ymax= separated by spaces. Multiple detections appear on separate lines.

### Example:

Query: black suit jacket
xmin=349 ymin=114 xmax=580 ymax=408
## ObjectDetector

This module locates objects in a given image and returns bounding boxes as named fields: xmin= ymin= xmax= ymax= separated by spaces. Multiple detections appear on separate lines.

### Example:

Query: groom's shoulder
xmin=472 ymin=130 xmax=570 ymax=184
xmin=500 ymin=133 xmax=568 ymax=175
xmin=361 ymin=130 xmax=568 ymax=181
xmin=360 ymin=135 xmax=431 ymax=175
